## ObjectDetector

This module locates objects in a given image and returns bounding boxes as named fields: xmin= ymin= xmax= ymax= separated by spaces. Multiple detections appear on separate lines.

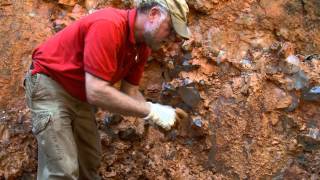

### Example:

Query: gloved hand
xmin=143 ymin=102 xmax=188 ymax=130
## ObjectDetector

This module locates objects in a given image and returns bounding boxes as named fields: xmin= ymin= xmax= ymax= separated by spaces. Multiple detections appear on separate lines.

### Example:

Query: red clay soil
xmin=0 ymin=0 xmax=319 ymax=179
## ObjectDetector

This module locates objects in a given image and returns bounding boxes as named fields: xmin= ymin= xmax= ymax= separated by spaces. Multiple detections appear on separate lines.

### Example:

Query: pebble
xmin=193 ymin=118 xmax=202 ymax=128
xmin=286 ymin=55 xmax=300 ymax=66
xmin=216 ymin=50 xmax=226 ymax=64
xmin=177 ymin=86 xmax=201 ymax=108
xmin=302 ymin=86 xmax=320 ymax=102
xmin=292 ymin=71 xmax=309 ymax=90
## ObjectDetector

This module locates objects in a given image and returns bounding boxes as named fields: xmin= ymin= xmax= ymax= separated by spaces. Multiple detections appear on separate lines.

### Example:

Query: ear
xmin=148 ymin=6 xmax=161 ymax=22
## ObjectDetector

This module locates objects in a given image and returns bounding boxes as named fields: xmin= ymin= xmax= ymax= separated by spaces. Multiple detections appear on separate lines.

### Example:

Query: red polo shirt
xmin=31 ymin=8 xmax=151 ymax=101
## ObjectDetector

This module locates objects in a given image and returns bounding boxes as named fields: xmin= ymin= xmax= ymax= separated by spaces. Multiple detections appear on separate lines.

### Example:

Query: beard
xmin=143 ymin=18 xmax=164 ymax=51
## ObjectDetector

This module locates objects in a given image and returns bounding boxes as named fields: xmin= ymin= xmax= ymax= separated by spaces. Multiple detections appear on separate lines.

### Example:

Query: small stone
xmin=270 ymin=41 xmax=282 ymax=51
xmin=167 ymin=130 xmax=177 ymax=141
xmin=265 ymin=64 xmax=280 ymax=74
xmin=182 ymin=78 xmax=193 ymax=86
xmin=181 ymin=39 xmax=194 ymax=51
xmin=241 ymin=59 xmax=252 ymax=65
xmin=282 ymin=60 xmax=300 ymax=75
xmin=271 ymin=117 xmax=279 ymax=126
xmin=162 ymin=82 xmax=175 ymax=91
xmin=199 ymin=80 xmax=205 ymax=85
xmin=28 ymin=12 xmax=36 ymax=17
xmin=292 ymin=71 xmax=309 ymax=90
xmin=58 ymin=0 xmax=78 ymax=6
xmin=103 ymin=114 xmax=122 ymax=126
xmin=280 ymin=42 xmax=295 ymax=57
xmin=310 ymin=86 xmax=320 ymax=93
xmin=308 ymin=128 xmax=320 ymax=139
xmin=182 ymin=53 xmax=192 ymax=61
xmin=302 ymin=86 xmax=320 ymax=102
xmin=305 ymin=54 xmax=319 ymax=61
xmin=185 ymin=139 xmax=193 ymax=145
xmin=285 ymin=94 xmax=299 ymax=112
xmin=168 ymin=60 xmax=174 ymax=69
xmin=193 ymin=118 xmax=202 ymax=128
xmin=240 ymin=59 xmax=253 ymax=69
xmin=182 ymin=60 xmax=190 ymax=66
xmin=0 ymin=124 xmax=10 ymax=142
xmin=277 ymin=28 xmax=289 ymax=39
xmin=118 ymin=128 xmax=140 ymax=141
xmin=286 ymin=55 xmax=300 ymax=66
xmin=85 ymin=0 xmax=98 ymax=11
xmin=181 ymin=60 xmax=200 ymax=72
xmin=216 ymin=50 xmax=226 ymax=64
xmin=297 ymin=134 xmax=320 ymax=151
xmin=272 ymin=140 xmax=279 ymax=145
xmin=300 ymin=124 xmax=307 ymax=131
xmin=177 ymin=86 xmax=201 ymax=108
xmin=297 ymin=128 xmax=320 ymax=151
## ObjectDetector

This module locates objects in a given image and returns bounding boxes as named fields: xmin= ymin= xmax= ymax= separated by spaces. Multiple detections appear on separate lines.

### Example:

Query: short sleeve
xmin=84 ymin=20 xmax=122 ymax=82
xmin=124 ymin=47 xmax=151 ymax=85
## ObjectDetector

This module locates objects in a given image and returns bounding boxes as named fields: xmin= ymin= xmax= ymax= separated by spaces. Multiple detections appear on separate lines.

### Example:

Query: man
xmin=24 ymin=0 xmax=190 ymax=179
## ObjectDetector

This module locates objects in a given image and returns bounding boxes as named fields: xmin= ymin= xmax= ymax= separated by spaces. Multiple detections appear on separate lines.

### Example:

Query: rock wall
xmin=0 ymin=0 xmax=319 ymax=179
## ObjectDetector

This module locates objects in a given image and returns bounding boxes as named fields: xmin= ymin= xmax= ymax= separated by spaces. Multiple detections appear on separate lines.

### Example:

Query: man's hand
xmin=144 ymin=102 xmax=188 ymax=130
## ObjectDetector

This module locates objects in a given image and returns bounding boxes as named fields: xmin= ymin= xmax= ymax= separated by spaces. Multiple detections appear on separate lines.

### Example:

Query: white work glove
xmin=143 ymin=102 xmax=176 ymax=130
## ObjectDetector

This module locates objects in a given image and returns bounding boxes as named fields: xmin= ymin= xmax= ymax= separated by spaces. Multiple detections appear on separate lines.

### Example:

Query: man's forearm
xmin=134 ymin=91 xmax=146 ymax=102
xmin=85 ymin=73 xmax=149 ymax=118
xmin=126 ymin=90 xmax=145 ymax=102
xmin=88 ymin=85 xmax=149 ymax=118
xmin=120 ymin=80 xmax=145 ymax=102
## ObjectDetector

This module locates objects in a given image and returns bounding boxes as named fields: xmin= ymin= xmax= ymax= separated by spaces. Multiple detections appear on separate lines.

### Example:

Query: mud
xmin=0 ymin=0 xmax=320 ymax=179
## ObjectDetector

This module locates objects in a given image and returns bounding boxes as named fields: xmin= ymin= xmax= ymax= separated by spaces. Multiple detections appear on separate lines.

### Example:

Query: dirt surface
xmin=0 ymin=0 xmax=320 ymax=179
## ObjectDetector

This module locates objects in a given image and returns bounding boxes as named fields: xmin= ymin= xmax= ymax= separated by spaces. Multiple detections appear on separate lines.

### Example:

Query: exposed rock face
xmin=0 ymin=0 xmax=319 ymax=179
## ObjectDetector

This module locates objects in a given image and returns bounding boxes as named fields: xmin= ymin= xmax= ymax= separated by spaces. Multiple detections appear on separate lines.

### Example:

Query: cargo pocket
xmin=31 ymin=111 xmax=51 ymax=135
xmin=24 ymin=73 xmax=40 ymax=99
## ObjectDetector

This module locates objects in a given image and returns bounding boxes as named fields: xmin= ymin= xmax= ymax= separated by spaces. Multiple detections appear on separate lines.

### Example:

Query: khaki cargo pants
xmin=24 ymin=71 xmax=101 ymax=180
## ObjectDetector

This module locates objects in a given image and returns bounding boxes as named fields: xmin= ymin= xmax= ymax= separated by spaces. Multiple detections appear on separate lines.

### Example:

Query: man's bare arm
xmin=120 ymin=80 xmax=145 ymax=102
xmin=85 ymin=72 xmax=149 ymax=118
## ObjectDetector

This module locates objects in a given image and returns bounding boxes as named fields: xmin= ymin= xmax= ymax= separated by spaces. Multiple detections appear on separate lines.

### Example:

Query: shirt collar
xmin=128 ymin=9 xmax=137 ymax=44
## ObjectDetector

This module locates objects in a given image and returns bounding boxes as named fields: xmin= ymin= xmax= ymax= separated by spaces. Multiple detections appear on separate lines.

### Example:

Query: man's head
xmin=136 ymin=0 xmax=190 ymax=50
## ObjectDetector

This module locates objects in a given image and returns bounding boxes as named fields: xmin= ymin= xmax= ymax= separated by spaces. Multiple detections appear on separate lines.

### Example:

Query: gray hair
xmin=135 ymin=0 xmax=168 ymax=15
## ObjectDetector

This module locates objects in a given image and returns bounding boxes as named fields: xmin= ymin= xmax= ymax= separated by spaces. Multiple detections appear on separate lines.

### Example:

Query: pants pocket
xmin=31 ymin=110 xmax=51 ymax=135
xmin=24 ymin=73 xmax=40 ymax=99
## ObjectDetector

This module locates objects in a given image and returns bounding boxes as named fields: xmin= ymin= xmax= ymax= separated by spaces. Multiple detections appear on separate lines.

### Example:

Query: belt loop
xmin=30 ymin=61 xmax=34 ymax=70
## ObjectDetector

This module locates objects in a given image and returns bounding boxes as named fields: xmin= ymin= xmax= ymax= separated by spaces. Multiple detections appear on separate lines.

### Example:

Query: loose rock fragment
xmin=305 ymin=54 xmax=320 ymax=61
xmin=286 ymin=55 xmax=300 ymax=66
xmin=181 ymin=39 xmax=194 ymax=51
xmin=0 ymin=124 xmax=10 ymax=142
xmin=58 ymin=0 xmax=78 ymax=6
xmin=162 ymin=82 xmax=175 ymax=91
xmin=118 ymin=128 xmax=140 ymax=141
xmin=240 ymin=59 xmax=253 ymax=69
xmin=283 ymin=55 xmax=301 ymax=74
xmin=285 ymin=93 xmax=299 ymax=112
xmin=104 ymin=114 xmax=123 ymax=126
xmin=302 ymin=86 xmax=320 ymax=102
xmin=182 ymin=78 xmax=193 ymax=86
xmin=292 ymin=71 xmax=309 ymax=90
xmin=177 ymin=86 xmax=201 ymax=108
xmin=298 ymin=131 xmax=320 ymax=151
xmin=182 ymin=53 xmax=192 ymax=62
xmin=216 ymin=50 xmax=226 ymax=64
xmin=193 ymin=118 xmax=202 ymax=128
xmin=181 ymin=58 xmax=200 ymax=71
